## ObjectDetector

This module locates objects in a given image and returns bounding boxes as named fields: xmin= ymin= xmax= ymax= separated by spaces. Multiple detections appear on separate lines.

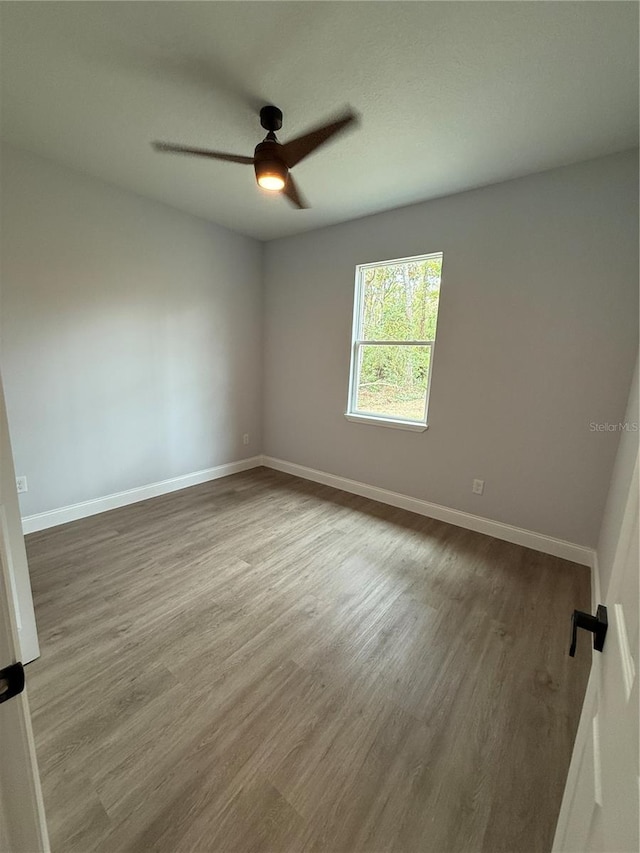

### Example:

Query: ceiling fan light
xmin=257 ymin=173 xmax=286 ymax=191
xmin=254 ymin=148 xmax=288 ymax=193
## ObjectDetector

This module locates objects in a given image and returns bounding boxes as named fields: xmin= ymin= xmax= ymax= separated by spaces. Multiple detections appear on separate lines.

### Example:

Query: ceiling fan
xmin=152 ymin=105 xmax=358 ymax=209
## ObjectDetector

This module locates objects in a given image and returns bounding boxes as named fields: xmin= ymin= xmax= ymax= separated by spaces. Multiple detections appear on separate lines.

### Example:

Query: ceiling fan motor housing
xmin=253 ymin=139 xmax=288 ymax=188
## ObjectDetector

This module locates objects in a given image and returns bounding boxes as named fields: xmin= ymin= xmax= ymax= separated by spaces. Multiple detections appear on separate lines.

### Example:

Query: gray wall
xmin=2 ymin=145 xmax=637 ymax=548
xmin=1 ymin=145 xmax=263 ymax=517
xmin=263 ymin=151 xmax=639 ymax=547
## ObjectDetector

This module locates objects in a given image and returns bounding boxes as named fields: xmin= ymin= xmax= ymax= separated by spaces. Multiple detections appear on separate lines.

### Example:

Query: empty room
xmin=0 ymin=2 xmax=638 ymax=852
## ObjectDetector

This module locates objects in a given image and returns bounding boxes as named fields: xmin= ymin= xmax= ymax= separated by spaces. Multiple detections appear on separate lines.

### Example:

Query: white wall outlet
xmin=16 ymin=476 xmax=28 ymax=494
xmin=243 ymin=433 xmax=250 ymax=446
xmin=472 ymin=478 xmax=484 ymax=495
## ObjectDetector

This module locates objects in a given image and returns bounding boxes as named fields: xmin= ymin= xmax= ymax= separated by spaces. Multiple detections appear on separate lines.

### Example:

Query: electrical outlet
xmin=472 ymin=478 xmax=484 ymax=495
xmin=16 ymin=476 xmax=28 ymax=494
xmin=243 ymin=433 xmax=249 ymax=446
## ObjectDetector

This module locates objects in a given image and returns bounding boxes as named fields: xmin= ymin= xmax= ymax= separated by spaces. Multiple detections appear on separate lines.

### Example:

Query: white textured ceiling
xmin=1 ymin=2 xmax=638 ymax=241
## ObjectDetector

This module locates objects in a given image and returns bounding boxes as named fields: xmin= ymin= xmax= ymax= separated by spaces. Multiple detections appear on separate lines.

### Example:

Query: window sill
xmin=344 ymin=413 xmax=428 ymax=432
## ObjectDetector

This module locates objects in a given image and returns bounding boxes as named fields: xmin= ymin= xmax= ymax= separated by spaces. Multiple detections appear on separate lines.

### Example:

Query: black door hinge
xmin=0 ymin=662 xmax=25 ymax=704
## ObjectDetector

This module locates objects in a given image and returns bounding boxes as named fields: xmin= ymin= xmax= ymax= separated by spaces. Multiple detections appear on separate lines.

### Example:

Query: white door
xmin=0 ymin=371 xmax=40 ymax=665
xmin=553 ymin=450 xmax=639 ymax=853
xmin=0 ymin=378 xmax=49 ymax=851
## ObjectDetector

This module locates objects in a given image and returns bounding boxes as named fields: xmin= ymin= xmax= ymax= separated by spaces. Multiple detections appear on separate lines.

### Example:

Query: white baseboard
xmin=21 ymin=456 xmax=263 ymax=534
xmin=22 ymin=453 xmax=596 ymax=568
xmin=261 ymin=455 xmax=595 ymax=567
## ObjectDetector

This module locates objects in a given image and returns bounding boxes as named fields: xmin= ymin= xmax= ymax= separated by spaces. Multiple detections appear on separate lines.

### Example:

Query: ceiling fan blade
xmin=152 ymin=142 xmax=253 ymax=165
xmin=283 ymin=174 xmax=309 ymax=209
xmin=281 ymin=109 xmax=358 ymax=169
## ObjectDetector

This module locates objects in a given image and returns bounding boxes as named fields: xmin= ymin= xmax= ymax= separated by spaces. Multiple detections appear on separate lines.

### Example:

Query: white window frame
xmin=345 ymin=252 xmax=443 ymax=432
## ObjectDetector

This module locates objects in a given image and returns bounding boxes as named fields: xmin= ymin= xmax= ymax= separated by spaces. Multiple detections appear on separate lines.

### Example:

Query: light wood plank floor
xmin=25 ymin=468 xmax=591 ymax=853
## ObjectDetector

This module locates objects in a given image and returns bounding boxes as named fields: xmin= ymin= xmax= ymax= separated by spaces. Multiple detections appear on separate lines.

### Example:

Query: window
xmin=345 ymin=252 xmax=443 ymax=431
